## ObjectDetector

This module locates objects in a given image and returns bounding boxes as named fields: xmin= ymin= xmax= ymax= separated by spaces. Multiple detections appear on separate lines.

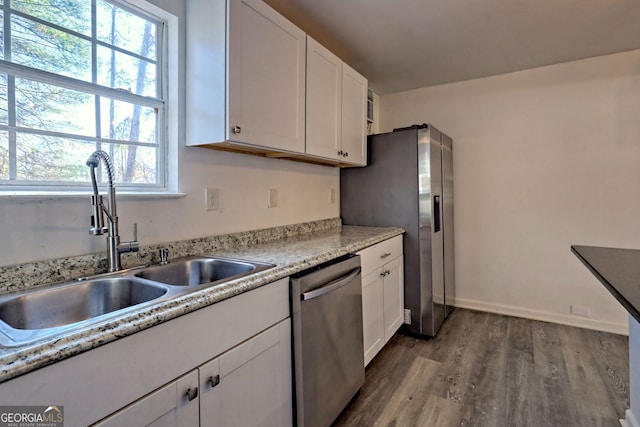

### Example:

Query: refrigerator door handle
xmin=433 ymin=195 xmax=441 ymax=233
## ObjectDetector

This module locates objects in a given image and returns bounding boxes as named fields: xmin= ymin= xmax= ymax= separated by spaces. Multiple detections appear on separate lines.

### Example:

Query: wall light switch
xmin=206 ymin=188 xmax=220 ymax=211
xmin=268 ymin=188 xmax=278 ymax=208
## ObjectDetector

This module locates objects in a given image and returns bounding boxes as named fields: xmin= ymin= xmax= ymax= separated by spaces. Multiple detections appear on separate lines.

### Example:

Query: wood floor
xmin=334 ymin=309 xmax=629 ymax=427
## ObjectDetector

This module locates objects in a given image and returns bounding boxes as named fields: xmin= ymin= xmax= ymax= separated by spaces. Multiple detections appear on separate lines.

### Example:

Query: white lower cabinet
xmin=357 ymin=235 xmax=404 ymax=366
xmin=199 ymin=319 xmax=291 ymax=427
xmin=95 ymin=319 xmax=291 ymax=427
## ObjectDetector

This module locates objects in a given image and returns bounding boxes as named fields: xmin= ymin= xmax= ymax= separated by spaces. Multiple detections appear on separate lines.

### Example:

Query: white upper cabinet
xmin=340 ymin=63 xmax=368 ymax=166
xmin=186 ymin=0 xmax=367 ymax=166
xmin=305 ymin=36 xmax=367 ymax=166
xmin=187 ymin=0 xmax=306 ymax=154
xmin=305 ymin=36 xmax=341 ymax=160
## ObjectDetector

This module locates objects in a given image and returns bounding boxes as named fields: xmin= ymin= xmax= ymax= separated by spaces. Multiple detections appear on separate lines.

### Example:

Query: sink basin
xmin=0 ymin=256 xmax=274 ymax=346
xmin=0 ymin=277 xmax=167 ymax=330
xmin=134 ymin=256 xmax=274 ymax=287
xmin=0 ymin=277 xmax=169 ymax=345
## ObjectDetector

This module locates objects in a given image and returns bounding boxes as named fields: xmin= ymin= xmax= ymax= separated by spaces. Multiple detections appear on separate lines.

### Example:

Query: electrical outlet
xmin=404 ymin=309 xmax=411 ymax=324
xmin=330 ymin=188 xmax=336 ymax=204
xmin=268 ymin=188 xmax=278 ymax=208
xmin=570 ymin=304 xmax=589 ymax=318
xmin=206 ymin=188 xmax=220 ymax=211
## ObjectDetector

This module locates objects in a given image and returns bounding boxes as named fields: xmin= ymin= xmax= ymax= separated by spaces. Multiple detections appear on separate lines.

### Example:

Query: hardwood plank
xmin=585 ymin=328 xmax=630 ymax=415
xmin=373 ymin=356 xmax=442 ymax=425
xmin=558 ymin=324 xmax=621 ymax=426
xmin=503 ymin=316 xmax=535 ymax=426
xmin=456 ymin=311 xmax=509 ymax=426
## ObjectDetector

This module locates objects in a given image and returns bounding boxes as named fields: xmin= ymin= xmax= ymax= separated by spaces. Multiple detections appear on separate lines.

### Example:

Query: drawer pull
xmin=208 ymin=375 xmax=220 ymax=388
xmin=185 ymin=387 xmax=198 ymax=401
xmin=380 ymin=252 xmax=392 ymax=259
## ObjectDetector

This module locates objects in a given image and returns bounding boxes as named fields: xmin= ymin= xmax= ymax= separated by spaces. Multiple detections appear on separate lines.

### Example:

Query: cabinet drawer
xmin=357 ymin=235 xmax=403 ymax=276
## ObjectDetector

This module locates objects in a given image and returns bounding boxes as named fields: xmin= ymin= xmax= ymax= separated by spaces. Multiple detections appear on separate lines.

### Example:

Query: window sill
xmin=0 ymin=191 xmax=187 ymax=200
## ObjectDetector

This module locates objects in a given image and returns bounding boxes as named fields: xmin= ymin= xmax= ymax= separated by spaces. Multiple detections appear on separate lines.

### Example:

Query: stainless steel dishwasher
xmin=290 ymin=254 xmax=365 ymax=427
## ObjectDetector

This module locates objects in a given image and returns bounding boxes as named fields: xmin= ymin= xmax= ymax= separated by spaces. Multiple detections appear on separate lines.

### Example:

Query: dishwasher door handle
xmin=301 ymin=267 xmax=362 ymax=301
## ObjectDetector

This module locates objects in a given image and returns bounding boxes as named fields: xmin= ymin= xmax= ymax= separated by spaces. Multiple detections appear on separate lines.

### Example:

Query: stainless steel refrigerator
xmin=341 ymin=124 xmax=455 ymax=337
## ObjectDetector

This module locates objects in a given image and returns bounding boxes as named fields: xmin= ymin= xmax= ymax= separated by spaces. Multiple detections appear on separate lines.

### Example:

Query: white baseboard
xmin=454 ymin=297 xmax=629 ymax=335
xmin=621 ymin=409 xmax=640 ymax=427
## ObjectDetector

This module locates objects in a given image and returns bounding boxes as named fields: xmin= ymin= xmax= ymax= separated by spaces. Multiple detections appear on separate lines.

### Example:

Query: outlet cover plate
xmin=268 ymin=188 xmax=277 ymax=208
xmin=206 ymin=188 xmax=220 ymax=211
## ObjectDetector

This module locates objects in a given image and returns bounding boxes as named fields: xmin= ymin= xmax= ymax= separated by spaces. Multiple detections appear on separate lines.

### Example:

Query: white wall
xmin=0 ymin=0 xmax=339 ymax=267
xmin=380 ymin=49 xmax=640 ymax=334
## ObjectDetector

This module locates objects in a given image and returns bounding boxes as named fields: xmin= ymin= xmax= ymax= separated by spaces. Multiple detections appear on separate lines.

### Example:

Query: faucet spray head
xmin=86 ymin=151 xmax=110 ymax=235
xmin=89 ymin=194 xmax=107 ymax=235
xmin=86 ymin=152 xmax=101 ymax=168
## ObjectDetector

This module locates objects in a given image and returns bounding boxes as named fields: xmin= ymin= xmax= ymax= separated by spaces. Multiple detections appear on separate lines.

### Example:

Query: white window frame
xmin=0 ymin=0 xmax=178 ymax=195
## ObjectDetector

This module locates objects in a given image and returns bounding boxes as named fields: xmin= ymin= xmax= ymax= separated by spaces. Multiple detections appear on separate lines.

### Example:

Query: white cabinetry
xmin=357 ymin=235 xmax=404 ymax=366
xmin=0 ymin=279 xmax=291 ymax=427
xmin=187 ymin=0 xmax=306 ymax=153
xmin=199 ymin=320 xmax=291 ymax=427
xmin=96 ymin=320 xmax=291 ymax=427
xmin=305 ymin=36 xmax=367 ymax=166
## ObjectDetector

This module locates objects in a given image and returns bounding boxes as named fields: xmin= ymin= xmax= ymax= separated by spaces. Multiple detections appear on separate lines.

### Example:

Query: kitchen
xmin=0 ymin=0 xmax=639 ymax=425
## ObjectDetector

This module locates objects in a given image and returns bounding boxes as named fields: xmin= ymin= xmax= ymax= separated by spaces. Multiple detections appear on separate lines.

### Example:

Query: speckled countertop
xmin=0 ymin=223 xmax=403 ymax=383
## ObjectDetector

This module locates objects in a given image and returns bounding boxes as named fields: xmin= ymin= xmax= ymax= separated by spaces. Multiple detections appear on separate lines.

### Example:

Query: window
xmin=0 ymin=0 xmax=167 ymax=191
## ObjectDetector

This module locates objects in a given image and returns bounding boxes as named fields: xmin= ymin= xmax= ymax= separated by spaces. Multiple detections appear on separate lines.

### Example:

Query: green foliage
xmin=1 ymin=0 xmax=159 ymax=185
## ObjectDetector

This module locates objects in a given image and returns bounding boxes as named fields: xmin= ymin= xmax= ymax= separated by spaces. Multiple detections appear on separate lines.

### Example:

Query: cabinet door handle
xmin=208 ymin=375 xmax=220 ymax=388
xmin=380 ymin=252 xmax=392 ymax=259
xmin=232 ymin=126 xmax=241 ymax=134
xmin=185 ymin=387 xmax=198 ymax=401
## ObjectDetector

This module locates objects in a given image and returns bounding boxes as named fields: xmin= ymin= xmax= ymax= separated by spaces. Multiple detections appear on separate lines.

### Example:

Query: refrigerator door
xmin=420 ymin=127 xmax=445 ymax=335
xmin=442 ymin=133 xmax=455 ymax=314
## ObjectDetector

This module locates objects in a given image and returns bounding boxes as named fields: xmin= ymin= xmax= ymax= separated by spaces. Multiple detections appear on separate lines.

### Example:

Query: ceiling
xmin=263 ymin=0 xmax=640 ymax=95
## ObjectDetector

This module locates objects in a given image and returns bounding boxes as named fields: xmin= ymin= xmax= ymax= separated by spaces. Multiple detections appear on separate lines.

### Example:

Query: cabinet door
xmin=340 ymin=62 xmax=367 ymax=166
xmin=93 ymin=370 xmax=199 ymax=427
xmin=383 ymin=256 xmax=404 ymax=343
xmin=361 ymin=270 xmax=385 ymax=367
xmin=200 ymin=319 xmax=292 ymax=427
xmin=228 ymin=0 xmax=306 ymax=153
xmin=305 ymin=36 xmax=341 ymax=160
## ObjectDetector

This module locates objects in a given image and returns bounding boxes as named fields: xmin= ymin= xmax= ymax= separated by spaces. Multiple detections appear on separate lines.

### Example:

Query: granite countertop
xmin=571 ymin=245 xmax=640 ymax=323
xmin=0 ymin=225 xmax=403 ymax=383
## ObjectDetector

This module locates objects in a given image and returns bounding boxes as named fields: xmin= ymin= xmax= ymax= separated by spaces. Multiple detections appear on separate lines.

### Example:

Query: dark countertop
xmin=571 ymin=245 xmax=640 ymax=323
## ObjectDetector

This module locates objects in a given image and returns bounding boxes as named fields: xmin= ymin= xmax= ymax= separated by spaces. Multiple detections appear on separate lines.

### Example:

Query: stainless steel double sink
xmin=0 ymin=256 xmax=274 ymax=346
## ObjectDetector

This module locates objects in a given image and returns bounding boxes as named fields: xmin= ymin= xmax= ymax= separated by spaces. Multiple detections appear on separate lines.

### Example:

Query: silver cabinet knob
xmin=232 ymin=126 xmax=241 ymax=134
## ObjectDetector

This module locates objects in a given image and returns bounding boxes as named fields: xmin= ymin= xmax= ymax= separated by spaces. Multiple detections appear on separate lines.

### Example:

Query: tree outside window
xmin=0 ymin=0 xmax=165 ymax=190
